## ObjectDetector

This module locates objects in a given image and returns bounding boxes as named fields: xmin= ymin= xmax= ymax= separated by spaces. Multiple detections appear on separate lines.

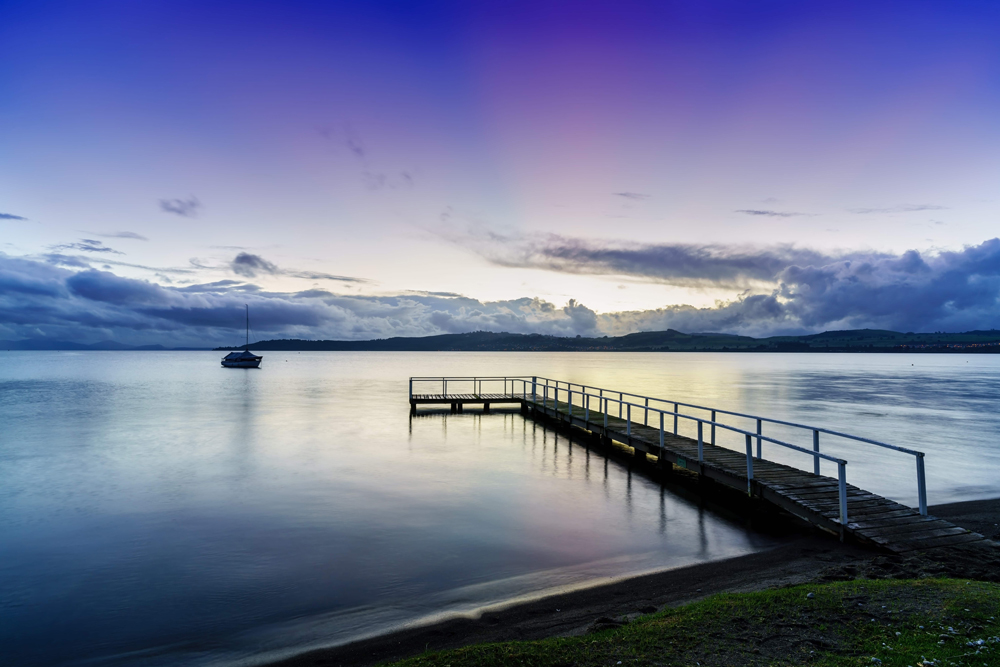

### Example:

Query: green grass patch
xmin=389 ymin=579 xmax=1000 ymax=667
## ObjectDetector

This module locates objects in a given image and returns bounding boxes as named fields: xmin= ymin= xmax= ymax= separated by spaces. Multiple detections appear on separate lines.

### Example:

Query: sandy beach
xmin=266 ymin=497 xmax=1000 ymax=667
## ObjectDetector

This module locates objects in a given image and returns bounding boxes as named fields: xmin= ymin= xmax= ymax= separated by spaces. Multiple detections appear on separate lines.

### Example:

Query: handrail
xmin=530 ymin=376 xmax=923 ymax=456
xmin=408 ymin=375 xmax=928 ymax=520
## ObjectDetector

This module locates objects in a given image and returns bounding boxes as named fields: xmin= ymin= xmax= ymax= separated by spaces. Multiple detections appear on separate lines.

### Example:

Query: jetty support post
xmin=813 ymin=430 xmax=821 ymax=475
xmin=532 ymin=377 xmax=537 ymax=402
xmin=659 ymin=411 xmax=664 ymax=451
xmin=697 ymin=421 xmax=704 ymax=462
xmin=673 ymin=403 xmax=678 ymax=434
xmin=838 ymin=461 xmax=849 ymax=540
xmin=711 ymin=410 xmax=716 ymax=444
xmin=744 ymin=434 xmax=754 ymax=496
xmin=756 ymin=419 xmax=762 ymax=459
xmin=917 ymin=453 xmax=928 ymax=516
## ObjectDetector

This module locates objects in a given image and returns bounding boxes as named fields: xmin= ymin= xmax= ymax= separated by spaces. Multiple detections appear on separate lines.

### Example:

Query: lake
xmin=1 ymin=351 xmax=997 ymax=666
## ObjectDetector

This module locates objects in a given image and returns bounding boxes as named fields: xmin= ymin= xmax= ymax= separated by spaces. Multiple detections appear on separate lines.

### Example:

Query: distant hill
xmin=215 ymin=329 xmax=1000 ymax=353
xmin=0 ymin=340 xmax=204 ymax=351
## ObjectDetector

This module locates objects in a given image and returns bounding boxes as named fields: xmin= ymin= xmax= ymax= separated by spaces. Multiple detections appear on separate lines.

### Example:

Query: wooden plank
xmin=861 ymin=522 xmax=967 ymax=539
xmin=857 ymin=523 xmax=967 ymax=541
xmin=782 ymin=489 xmax=881 ymax=502
xmin=848 ymin=514 xmax=937 ymax=530
xmin=891 ymin=532 xmax=985 ymax=552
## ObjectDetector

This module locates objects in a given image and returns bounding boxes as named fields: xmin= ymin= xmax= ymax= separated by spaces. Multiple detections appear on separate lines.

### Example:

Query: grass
xmin=387 ymin=579 xmax=1000 ymax=667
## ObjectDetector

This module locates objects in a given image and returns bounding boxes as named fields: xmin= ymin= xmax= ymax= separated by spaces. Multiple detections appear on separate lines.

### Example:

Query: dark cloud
xmin=285 ymin=270 xmax=369 ymax=283
xmin=50 ymin=239 xmax=124 ymax=255
xmin=231 ymin=253 xmax=279 ymax=278
xmin=0 ymin=212 xmax=28 ymax=220
xmin=90 ymin=231 xmax=149 ymax=241
xmin=848 ymin=204 xmax=947 ymax=214
xmin=613 ymin=192 xmax=650 ymax=200
xmin=229 ymin=252 xmax=368 ymax=283
xmin=159 ymin=196 xmax=202 ymax=218
xmin=735 ymin=209 xmax=810 ymax=217
xmin=462 ymin=230 xmax=861 ymax=288
xmin=3 ymin=239 xmax=1000 ymax=346
xmin=405 ymin=290 xmax=464 ymax=298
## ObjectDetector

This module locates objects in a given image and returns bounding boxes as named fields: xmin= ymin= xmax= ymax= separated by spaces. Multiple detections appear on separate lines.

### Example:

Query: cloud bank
xmin=461 ymin=231 xmax=880 ymax=288
xmin=2 ymin=238 xmax=999 ymax=345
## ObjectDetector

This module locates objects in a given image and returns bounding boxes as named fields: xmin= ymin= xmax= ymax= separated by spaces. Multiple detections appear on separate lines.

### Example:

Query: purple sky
xmin=2 ymin=1 xmax=1000 ymax=345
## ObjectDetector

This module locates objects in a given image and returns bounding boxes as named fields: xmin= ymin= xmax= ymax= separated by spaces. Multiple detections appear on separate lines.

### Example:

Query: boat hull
xmin=221 ymin=359 xmax=262 ymax=368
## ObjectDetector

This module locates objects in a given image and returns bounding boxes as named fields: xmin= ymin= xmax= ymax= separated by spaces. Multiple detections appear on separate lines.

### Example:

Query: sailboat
xmin=221 ymin=305 xmax=263 ymax=368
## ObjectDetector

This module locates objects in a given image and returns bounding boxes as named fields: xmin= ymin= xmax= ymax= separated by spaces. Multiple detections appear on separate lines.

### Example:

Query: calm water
xmin=1 ymin=352 xmax=998 ymax=666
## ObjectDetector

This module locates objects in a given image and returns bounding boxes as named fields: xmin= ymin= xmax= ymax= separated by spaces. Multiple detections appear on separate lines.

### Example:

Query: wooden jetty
xmin=410 ymin=376 xmax=993 ymax=556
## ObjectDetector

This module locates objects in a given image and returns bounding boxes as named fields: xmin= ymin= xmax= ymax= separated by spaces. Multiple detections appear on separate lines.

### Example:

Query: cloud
xmin=3 ymin=238 xmax=1000 ymax=346
xmin=458 ymin=230 xmax=864 ymax=288
xmin=735 ymin=209 xmax=811 ymax=217
xmin=0 ymin=212 xmax=28 ymax=221
xmin=229 ymin=252 xmax=368 ymax=283
xmin=613 ymin=192 xmax=650 ymax=200
xmin=848 ymin=204 xmax=947 ymax=214
xmin=89 ymin=231 xmax=149 ymax=241
xmin=231 ymin=252 xmax=279 ymax=278
xmin=159 ymin=196 xmax=202 ymax=218
xmin=49 ymin=239 xmax=124 ymax=255
xmin=343 ymin=125 xmax=366 ymax=159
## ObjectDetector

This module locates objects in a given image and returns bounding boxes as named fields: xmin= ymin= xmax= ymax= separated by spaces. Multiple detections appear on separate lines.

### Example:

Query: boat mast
xmin=245 ymin=304 xmax=249 ymax=350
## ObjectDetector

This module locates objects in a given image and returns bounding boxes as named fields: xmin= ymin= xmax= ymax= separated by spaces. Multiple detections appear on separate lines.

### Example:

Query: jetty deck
xmin=410 ymin=376 xmax=994 ymax=556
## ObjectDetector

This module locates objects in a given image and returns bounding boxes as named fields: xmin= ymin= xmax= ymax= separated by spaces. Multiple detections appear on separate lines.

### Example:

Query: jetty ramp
xmin=410 ymin=376 xmax=993 ymax=557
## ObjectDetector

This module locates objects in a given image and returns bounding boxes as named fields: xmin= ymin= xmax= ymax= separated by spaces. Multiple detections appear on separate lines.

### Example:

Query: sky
xmin=2 ymin=0 xmax=1000 ymax=346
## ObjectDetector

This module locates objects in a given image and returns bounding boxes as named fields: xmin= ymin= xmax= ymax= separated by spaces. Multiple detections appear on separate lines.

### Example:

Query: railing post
xmin=711 ymin=410 xmax=716 ymax=444
xmin=603 ymin=398 xmax=608 ymax=428
xmin=627 ymin=403 xmax=631 ymax=437
xmin=916 ymin=454 xmax=927 ymax=516
xmin=812 ymin=430 xmax=820 ymax=476
xmin=644 ymin=397 xmax=649 ymax=426
xmin=555 ymin=387 xmax=559 ymax=415
xmin=659 ymin=411 xmax=664 ymax=450
xmin=409 ymin=378 xmax=412 ymax=399
xmin=568 ymin=389 xmax=572 ymax=421
xmin=838 ymin=462 xmax=848 ymax=531
xmin=673 ymin=402 xmax=678 ymax=434
xmin=585 ymin=394 xmax=590 ymax=422
xmin=619 ymin=393 xmax=623 ymax=418
xmin=756 ymin=419 xmax=762 ymax=459
xmin=443 ymin=378 xmax=446 ymax=396
xmin=544 ymin=384 xmax=548 ymax=410
xmin=697 ymin=421 xmax=704 ymax=462
xmin=532 ymin=376 xmax=537 ymax=402
xmin=744 ymin=434 xmax=754 ymax=495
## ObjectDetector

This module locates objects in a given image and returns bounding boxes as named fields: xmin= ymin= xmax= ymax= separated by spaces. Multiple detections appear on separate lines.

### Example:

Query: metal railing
xmin=409 ymin=375 xmax=929 ymax=525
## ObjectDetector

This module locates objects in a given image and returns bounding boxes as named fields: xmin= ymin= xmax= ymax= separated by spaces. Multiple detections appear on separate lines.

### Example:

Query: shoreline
xmin=264 ymin=497 xmax=1000 ymax=667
